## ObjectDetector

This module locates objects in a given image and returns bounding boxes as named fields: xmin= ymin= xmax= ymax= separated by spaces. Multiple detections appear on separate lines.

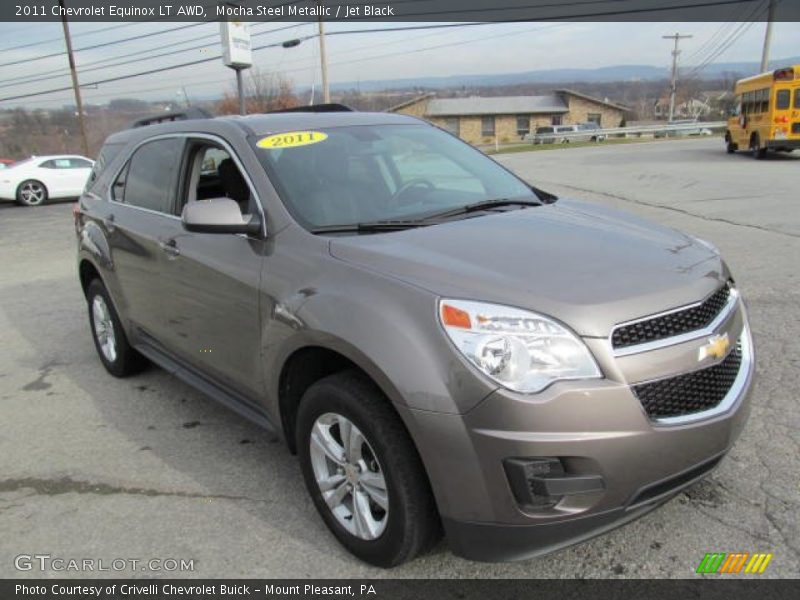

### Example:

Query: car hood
xmin=328 ymin=199 xmax=727 ymax=337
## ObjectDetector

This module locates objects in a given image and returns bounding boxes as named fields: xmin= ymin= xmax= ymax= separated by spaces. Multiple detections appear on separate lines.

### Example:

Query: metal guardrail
xmin=524 ymin=121 xmax=726 ymax=143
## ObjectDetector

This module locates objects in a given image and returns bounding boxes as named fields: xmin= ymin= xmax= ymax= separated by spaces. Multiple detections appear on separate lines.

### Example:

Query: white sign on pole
xmin=220 ymin=21 xmax=252 ymax=69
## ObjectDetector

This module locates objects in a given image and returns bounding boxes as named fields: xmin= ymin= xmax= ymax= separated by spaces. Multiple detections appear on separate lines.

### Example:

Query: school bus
xmin=726 ymin=65 xmax=800 ymax=158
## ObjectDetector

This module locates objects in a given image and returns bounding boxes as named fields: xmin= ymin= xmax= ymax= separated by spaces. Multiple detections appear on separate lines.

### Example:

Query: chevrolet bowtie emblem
xmin=698 ymin=333 xmax=730 ymax=361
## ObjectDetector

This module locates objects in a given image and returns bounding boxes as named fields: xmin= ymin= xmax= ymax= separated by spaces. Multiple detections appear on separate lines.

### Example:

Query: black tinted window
xmin=776 ymin=89 xmax=790 ymax=110
xmin=88 ymin=143 xmax=124 ymax=191
xmin=123 ymin=138 xmax=183 ymax=213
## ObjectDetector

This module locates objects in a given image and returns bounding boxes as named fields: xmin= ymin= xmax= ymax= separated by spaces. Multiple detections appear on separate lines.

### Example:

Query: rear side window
xmin=87 ymin=142 xmax=124 ymax=192
xmin=117 ymin=138 xmax=183 ymax=213
xmin=775 ymin=89 xmax=790 ymax=110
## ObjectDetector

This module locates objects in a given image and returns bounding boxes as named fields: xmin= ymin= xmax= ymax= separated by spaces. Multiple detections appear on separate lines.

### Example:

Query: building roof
xmin=424 ymin=95 xmax=569 ymax=116
xmin=554 ymin=89 xmax=629 ymax=112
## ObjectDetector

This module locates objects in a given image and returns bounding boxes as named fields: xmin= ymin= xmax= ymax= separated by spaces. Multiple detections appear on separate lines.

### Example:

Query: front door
xmin=155 ymin=138 xmax=265 ymax=400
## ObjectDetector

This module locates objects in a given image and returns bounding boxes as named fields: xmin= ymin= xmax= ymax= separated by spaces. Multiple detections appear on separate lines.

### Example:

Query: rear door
xmin=105 ymin=137 xmax=185 ymax=339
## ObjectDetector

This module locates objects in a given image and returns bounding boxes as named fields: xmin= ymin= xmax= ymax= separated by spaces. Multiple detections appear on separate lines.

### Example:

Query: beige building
xmin=390 ymin=90 xmax=628 ymax=145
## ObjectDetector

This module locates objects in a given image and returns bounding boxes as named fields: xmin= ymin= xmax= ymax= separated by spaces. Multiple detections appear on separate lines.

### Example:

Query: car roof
xmin=26 ymin=155 xmax=92 ymax=161
xmin=105 ymin=110 xmax=425 ymax=145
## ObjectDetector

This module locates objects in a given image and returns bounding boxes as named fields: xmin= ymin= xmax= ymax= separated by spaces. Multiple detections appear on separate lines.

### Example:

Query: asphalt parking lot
xmin=0 ymin=137 xmax=798 ymax=579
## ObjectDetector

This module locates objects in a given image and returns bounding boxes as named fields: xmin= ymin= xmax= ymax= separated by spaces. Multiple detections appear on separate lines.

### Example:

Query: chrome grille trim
xmin=611 ymin=287 xmax=739 ymax=357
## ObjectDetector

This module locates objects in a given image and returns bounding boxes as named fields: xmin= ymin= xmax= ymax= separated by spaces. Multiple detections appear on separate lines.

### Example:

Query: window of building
xmin=551 ymin=115 xmax=562 ymax=126
xmin=516 ymin=115 xmax=530 ymax=137
xmin=115 ymin=138 xmax=183 ymax=213
xmin=443 ymin=117 xmax=460 ymax=137
xmin=587 ymin=113 xmax=602 ymax=126
xmin=481 ymin=116 xmax=495 ymax=137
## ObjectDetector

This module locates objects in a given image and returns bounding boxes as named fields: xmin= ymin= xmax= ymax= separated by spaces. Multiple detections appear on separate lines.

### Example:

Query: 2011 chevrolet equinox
xmin=75 ymin=107 xmax=754 ymax=567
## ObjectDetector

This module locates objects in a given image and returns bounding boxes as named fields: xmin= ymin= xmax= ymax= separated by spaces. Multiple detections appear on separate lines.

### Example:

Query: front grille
xmin=612 ymin=285 xmax=731 ymax=349
xmin=632 ymin=341 xmax=742 ymax=419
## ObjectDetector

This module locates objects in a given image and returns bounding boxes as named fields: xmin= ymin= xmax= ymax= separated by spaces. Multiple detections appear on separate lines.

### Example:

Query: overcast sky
xmin=0 ymin=20 xmax=797 ymax=109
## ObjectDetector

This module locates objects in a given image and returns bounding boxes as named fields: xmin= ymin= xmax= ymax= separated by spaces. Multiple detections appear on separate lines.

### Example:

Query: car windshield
xmin=252 ymin=124 xmax=538 ymax=229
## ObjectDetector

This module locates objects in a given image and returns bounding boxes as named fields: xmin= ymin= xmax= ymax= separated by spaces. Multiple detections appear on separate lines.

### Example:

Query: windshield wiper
xmin=309 ymin=219 xmax=433 ymax=234
xmin=417 ymin=198 xmax=542 ymax=222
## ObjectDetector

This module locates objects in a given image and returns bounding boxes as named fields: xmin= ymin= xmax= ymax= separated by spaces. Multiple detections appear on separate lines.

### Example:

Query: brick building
xmin=389 ymin=90 xmax=628 ymax=145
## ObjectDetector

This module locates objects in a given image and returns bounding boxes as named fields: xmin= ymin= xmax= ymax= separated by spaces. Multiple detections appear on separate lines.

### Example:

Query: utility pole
xmin=59 ymin=0 xmax=89 ymax=157
xmin=317 ymin=1 xmax=330 ymax=103
xmin=662 ymin=33 xmax=693 ymax=122
xmin=760 ymin=0 xmax=777 ymax=72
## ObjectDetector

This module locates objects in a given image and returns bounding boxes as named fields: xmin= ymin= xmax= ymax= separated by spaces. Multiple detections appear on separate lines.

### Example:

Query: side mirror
xmin=181 ymin=198 xmax=262 ymax=236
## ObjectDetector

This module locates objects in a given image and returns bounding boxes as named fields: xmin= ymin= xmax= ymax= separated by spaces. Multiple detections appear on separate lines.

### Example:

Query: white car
xmin=0 ymin=155 xmax=94 ymax=206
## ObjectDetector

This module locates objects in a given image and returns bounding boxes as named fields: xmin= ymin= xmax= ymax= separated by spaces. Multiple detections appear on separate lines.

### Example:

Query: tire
xmin=16 ymin=180 xmax=48 ymax=206
xmin=725 ymin=133 xmax=737 ymax=154
xmin=296 ymin=371 xmax=440 ymax=567
xmin=750 ymin=134 xmax=767 ymax=159
xmin=86 ymin=279 xmax=146 ymax=377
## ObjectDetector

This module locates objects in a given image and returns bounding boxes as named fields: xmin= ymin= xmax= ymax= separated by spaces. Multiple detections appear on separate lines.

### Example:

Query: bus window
xmin=795 ymin=88 xmax=800 ymax=109
xmin=776 ymin=89 xmax=790 ymax=110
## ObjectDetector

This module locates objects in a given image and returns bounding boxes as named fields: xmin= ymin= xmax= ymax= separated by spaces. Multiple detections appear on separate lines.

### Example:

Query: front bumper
xmin=401 ymin=299 xmax=755 ymax=562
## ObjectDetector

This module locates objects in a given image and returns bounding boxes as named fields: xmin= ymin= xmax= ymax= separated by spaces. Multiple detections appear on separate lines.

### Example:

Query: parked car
xmin=576 ymin=122 xmax=607 ymax=141
xmin=0 ymin=154 xmax=94 ymax=206
xmin=76 ymin=107 xmax=754 ymax=567
xmin=0 ymin=159 xmax=15 ymax=169
xmin=528 ymin=125 xmax=576 ymax=144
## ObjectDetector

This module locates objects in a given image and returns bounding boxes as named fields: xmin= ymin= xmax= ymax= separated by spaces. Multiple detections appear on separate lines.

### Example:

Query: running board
xmin=133 ymin=335 xmax=278 ymax=435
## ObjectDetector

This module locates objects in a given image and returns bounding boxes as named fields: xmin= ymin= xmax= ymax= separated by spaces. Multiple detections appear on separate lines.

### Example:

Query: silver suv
xmin=76 ymin=107 xmax=754 ymax=567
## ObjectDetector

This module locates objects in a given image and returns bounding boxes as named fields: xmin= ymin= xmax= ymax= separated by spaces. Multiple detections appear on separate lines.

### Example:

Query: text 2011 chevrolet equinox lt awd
xmin=76 ymin=107 xmax=754 ymax=567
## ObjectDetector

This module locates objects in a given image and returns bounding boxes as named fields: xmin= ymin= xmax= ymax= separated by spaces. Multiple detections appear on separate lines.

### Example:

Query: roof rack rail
xmin=268 ymin=103 xmax=354 ymax=114
xmin=132 ymin=107 xmax=213 ymax=128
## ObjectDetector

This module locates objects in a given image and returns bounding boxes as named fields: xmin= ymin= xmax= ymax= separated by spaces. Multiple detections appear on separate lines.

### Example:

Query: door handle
xmin=158 ymin=238 xmax=180 ymax=257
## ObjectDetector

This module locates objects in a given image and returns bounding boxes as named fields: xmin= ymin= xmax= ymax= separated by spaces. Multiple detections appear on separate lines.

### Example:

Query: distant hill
xmin=329 ymin=56 xmax=800 ymax=92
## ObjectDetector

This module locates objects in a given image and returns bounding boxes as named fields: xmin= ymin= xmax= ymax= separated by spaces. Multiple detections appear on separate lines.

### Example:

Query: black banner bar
xmin=2 ymin=580 xmax=800 ymax=600
xmin=2 ymin=0 xmax=800 ymax=22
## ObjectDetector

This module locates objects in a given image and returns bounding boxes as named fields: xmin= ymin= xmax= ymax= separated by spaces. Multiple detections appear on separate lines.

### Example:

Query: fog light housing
xmin=504 ymin=458 xmax=605 ymax=510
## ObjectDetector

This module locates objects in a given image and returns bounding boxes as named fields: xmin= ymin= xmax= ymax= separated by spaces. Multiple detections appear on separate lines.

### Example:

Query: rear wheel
xmin=16 ymin=180 xmax=48 ymax=206
xmin=86 ymin=279 xmax=146 ymax=377
xmin=296 ymin=371 xmax=440 ymax=567
xmin=750 ymin=134 xmax=767 ymax=159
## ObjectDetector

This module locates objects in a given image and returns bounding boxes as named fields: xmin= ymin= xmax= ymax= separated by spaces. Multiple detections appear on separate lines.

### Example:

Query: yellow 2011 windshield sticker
xmin=257 ymin=131 xmax=328 ymax=149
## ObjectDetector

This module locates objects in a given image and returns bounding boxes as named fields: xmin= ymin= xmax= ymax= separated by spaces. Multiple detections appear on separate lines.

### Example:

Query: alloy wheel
xmin=92 ymin=295 xmax=117 ymax=363
xmin=19 ymin=181 xmax=45 ymax=205
xmin=309 ymin=412 xmax=389 ymax=540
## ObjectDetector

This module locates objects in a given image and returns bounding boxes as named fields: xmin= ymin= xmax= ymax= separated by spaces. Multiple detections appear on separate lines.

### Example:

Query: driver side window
xmin=181 ymin=142 xmax=258 ymax=218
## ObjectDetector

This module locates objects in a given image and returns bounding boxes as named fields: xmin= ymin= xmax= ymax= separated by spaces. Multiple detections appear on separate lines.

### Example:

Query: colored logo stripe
xmin=745 ymin=553 xmax=773 ymax=574
xmin=696 ymin=552 xmax=773 ymax=574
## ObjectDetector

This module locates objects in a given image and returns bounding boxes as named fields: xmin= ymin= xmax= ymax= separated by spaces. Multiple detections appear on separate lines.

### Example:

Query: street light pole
xmin=662 ymin=32 xmax=693 ymax=123
xmin=317 ymin=1 xmax=330 ymax=103
xmin=59 ymin=0 xmax=89 ymax=157
xmin=760 ymin=0 xmax=777 ymax=72
xmin=235 ymin=67 xmax=246 ymax=115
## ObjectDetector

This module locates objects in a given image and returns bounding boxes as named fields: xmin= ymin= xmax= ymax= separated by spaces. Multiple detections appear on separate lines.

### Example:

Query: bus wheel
xmin=750 ymin=134 xmax=766 ymax=159
xmin=725 ymin=133 xmax=737 ymax=154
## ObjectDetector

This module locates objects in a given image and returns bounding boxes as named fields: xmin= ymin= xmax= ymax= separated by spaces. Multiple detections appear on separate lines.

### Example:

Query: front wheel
xmin=725 ymin=134 xmax=737 ymax=154
xmin=296 ymin=371 xmax=440 ymax=567
xmin=16 ymin=180 xmax=48 ymax=206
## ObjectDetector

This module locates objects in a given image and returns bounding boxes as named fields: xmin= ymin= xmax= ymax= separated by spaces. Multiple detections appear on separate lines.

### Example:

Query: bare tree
xmin=216 ymin=69 xmax=299 ymax=115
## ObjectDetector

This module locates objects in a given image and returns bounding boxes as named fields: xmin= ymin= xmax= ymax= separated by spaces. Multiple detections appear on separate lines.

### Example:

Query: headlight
xmin=438 ymin=299 xmax=601 ymax=393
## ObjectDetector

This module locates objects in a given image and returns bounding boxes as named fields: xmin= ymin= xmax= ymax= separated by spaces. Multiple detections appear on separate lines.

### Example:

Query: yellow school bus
xmin=726 ymin=65 xmax=800 ymax=158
